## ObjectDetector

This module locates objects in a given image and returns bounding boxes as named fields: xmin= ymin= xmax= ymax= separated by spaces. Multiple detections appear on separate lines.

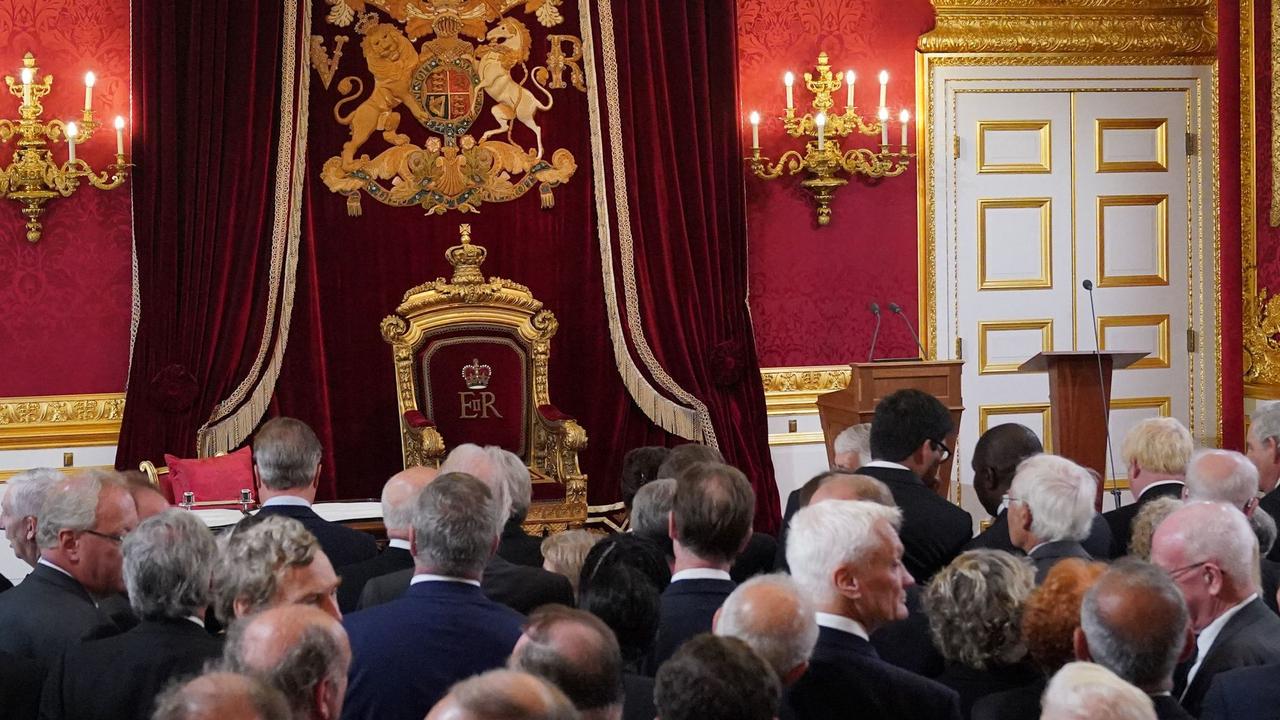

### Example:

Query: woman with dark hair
xmin=578 ymin=534 xmax=670 ymax=672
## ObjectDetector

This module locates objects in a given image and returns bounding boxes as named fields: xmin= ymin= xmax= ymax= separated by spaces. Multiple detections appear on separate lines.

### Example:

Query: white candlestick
xmin=878 ymin=70 xmax=888 ymax=112
xmin=749 ymin=111 xmax=760 ymax=150
xmin=20 ymin=68 xmax=32 ymax=106
xmin=845 ymin=71 xmax=855 ymax=107
xmin=114 ymin=115 xmax=125 ymax=154
xmin=784 ymin=72 xmax=794 ymax=110
xmin=84 ymin=71 xmax=95 ymax=112
xmin=66 ymin=122 xmax=77 ymax=164
xmin=899 ymin=109 xmax=910 ymax=148
xmin=879 ymin=107 xmax=889 ymax=147
xmin=815 ymin=112 xmax=826 ymax=151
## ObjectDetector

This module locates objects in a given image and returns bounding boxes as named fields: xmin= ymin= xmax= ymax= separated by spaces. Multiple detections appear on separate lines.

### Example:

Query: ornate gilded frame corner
xmin=760 ymin=365 xmax=852 ymax=415
xmin=0 ymin=393 xmax=126 ymax=451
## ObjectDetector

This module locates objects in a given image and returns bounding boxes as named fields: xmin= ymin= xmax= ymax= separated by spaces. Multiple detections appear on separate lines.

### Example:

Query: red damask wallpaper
xmin=0 ymin=0 xmax=132 ymax=397
xmin=738 ymin=0 xmax=937 ymax=366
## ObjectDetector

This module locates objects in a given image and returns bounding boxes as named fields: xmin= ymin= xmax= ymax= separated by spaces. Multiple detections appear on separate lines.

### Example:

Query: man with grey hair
xmin=360 ymin=445 xmax=573 ymax=613
xmin=1246 ymin=402 xmax=1280 ymax=561
xmin=337 ymin=465 xmax=437 ymax=612
xmin=39 ymin=509 xmax=223 ymax=720
xmin=343 ymin=472 xmax=525 ymax=720
xmin=252 ymin=416 xmax=377 ymax=568
xmin=1041 ymin=662 xmax=1157 ymax=720
xmin=785 ymin=499 xmax=961 ymax=720
xmin=426 ymin=669 xmax=581 ymax=720
xmin=1150 ymin=501 xmax=1280 ymax=716
xmin=0 ymin=467 xmax=64 ymax=574
xmin=214 ymin=514 xmax=342 ymax=623
xmin=494 ymin=448 xmax=546 ymax=568
xmin=713 ymin=572 xmax=818 ymax=686
xmin=224 ymin=604 xmax=351 ymax=720
xmin=152 ymin=672 xmax=290 ymax=720
xmin=1006 ymin=454 xmax=1097 ymax=583
xmin=0 ymin=470 xmax=137 ymax=669
xmin=630 ymin=477 xmax=676 ymax=560
xmin=1185 ymin=449 xmax=1260 ymax=514
xmin=1074 ymin=558 xmax=1196 ymax=720
xmin=833 ymin=423 xmax=872 ymax=470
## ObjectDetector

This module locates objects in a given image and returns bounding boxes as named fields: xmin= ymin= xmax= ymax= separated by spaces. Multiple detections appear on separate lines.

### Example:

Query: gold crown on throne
xmin=446 ymin=224 xmax=488 ymax=285
xmin=462 ymin=358 xmax=492 ymax=389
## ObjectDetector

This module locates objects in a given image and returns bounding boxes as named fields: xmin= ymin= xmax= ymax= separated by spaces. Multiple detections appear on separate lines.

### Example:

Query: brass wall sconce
xmin=0 ymin=52 xmax=130 ymax=243
xmin=747 ymin=52 xmax=913 ymax=226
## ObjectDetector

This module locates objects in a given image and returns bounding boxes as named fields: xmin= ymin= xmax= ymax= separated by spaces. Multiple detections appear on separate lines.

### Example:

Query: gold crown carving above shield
xmin=446 ymin=223 xmax=488 ymax=284
xmin=352 ymin=11 xmax=379 ymax=35
xmin=463 ymin=358 xmax=492 ymax=389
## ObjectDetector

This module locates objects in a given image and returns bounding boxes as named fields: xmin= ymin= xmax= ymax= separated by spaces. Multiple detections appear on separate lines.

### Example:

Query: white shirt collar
xmin=186 ymin=615 xmax=206 ymax=628
xmin=37 ymin=557 xmax=74 ymax=579
xmin=410 ymin=573 xmax=481 ymax=588
xmin=1138 ymin=479 xmax=1184 ymax=500
xmin=261 ymin=495 xmax=311 ymax=508
xmin=815 ymin=612 xmax=869 ymax=641
xmin=1183 ymin=594 xmax=1259 ymax=695
xmin=670 ymin=568 xmax=732 ymax=583
xmin=388 ymin=538 xmax=411 ymax=551
xmin=863 ymin=460 xmax=911 ymax=472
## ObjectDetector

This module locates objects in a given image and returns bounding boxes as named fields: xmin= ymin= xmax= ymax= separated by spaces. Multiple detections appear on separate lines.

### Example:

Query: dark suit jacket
xmin=341 ymin=580 xmax=523 ymax=720
xmin=1263 ymin=559 xmax=1280 ymax=615
xmin=0 ymin=564 xmax=122 ymax=670
xmin=1201 ymin=662 xmax=1280 ymax=720
xmin=969 ymin=677 xmax=1045 ymax=720
xmin=1175 ymin=598 xmax=1280 ymax=716
xmin=965 ymin=510 xmax=1113 ymax=560
xmin=337 ymin=546 xmax=414 ymax=614
xmin=1028 ymin=540 xmax=1093 ymax=584
xmin=856 ymin=465 xmax=972 ymax=583
xmin=358 ymin=554 xmax=574 ymax=614
xmin=0 ymin=649 xmax=42 ymax=720
xmin=1102 ymin=481 xmax=1185 ymax=558
xmin=39 ymin=617 xmax=222 ymax=720
xmin=934 ymin=661 xmax=1040 ymax=720
xmin=775 ymin=488 xmax=803 ymax=572
xmin=731 ymin=532 xmax=778 ymax=582
xmin=649 ymin=577 xmax=737 ymax=671
xmin=871 ymin=584 xmax=945 ymax=679
xmin=1152 ymin=694 xmax=1195 ymax=720
xmin=497 ymin=518 xmax=545 ymax=568
xmin=255 ymin=503 xmax=379 ymax=568
xmin=622 ymin=672 xmax=656 ymax=720
xmin=0 ymin=573 xmax=12 ymax=593
xmin=785 ymin=625 xmax=962 ymax=720
xmin=1260 ymin=489 xmax=1280 ymax=563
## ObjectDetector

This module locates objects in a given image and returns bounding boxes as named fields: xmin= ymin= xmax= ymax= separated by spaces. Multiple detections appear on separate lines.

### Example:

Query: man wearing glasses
xmin=0 ymin=469 xmax=138 ymax=671
xmin=854 ymin=389 xmax=970 ymax=584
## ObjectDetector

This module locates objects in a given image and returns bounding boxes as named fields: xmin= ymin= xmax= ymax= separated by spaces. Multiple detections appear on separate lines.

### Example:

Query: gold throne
xmin=380 ymin=225 xmax=588 ymax=532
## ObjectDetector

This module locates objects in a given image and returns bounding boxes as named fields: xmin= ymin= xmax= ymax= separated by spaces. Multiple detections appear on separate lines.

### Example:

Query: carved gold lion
xmin=332 ymin=23 xmax=424 ymax=170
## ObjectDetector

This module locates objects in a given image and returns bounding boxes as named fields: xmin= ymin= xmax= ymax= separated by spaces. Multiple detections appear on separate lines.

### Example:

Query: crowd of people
xmin=4 ymin=393 xmax=1280 ymax=719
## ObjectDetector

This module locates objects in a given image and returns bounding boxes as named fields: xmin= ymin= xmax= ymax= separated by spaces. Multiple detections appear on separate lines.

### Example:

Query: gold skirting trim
xmin=0 ymin=394 xmax=125 ymax=450
xmin=767 ymin=431 xmax=827 ymax=447
xmin=760 ymin=365 xmax=851 ymax=415
xmin=919 ymin=0 xmax=1216 ymax=56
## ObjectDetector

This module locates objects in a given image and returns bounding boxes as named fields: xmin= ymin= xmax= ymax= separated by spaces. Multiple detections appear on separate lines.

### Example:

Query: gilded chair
xmin=381 ymin=224 xmax=587 ymax=532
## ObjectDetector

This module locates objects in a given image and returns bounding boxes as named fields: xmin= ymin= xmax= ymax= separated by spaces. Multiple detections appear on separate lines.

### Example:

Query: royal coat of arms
xmin=311 ymin=0 xmax=585 ymax=216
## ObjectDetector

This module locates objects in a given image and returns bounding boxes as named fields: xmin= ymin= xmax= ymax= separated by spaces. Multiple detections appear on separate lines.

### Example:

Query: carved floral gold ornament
xmin=747 ymin=53 xmax=913 ymax=226
xmin=314 ymin=0 xmax=585 ymax=217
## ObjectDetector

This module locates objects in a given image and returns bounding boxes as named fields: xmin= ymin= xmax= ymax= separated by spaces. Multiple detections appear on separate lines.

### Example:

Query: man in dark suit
xmin=1075 ymin=558 xmax=1197 ymax=720
xmin=1006 ymin=454 xmax=1098 ymax=584
xmin=1200 ymin=660 xmax=1280 ymax=719
xmin=252 ymin=417 xmax=378 ymax=569
xmin=649 ymin=462 xmax=755 ymax=669
xmin=854 ymin=389 xmax=971 ymax=584
xmin=39 ymin=510 xmax=223 ymax=720
xmin=510 ymin=605 xmax=631 ymax=720
xmin=0 ymin=470 xmax=137 ymax=670
xmin=336 ymin=466 xmax=436 ymax=613
xmin=713 ymin=573 xmax=818 ymax=688
xmin=1151 ymin=501 xmax=1280 ymax=716
xmin=784 ymin=499 xmax=962 ymax=720
xmin=1102 ymin=418 xmax=1192 ymax=558
xmin=0 ymin=468 xmax=64 ymax=570
xmin=494 ymin=450 xmax=546 ymax=568
xmin=343 ymin=472 xmax=524 ymax=720
xmin=356 ymin=551 xmax=573 ymax=614
xmin=225 ymin=604 xmax=351 ymax=720
xmin=1245 ymin=402 xmax=1280 ymax=562
xmin=0 ymin=649 xmax=41 ymax=720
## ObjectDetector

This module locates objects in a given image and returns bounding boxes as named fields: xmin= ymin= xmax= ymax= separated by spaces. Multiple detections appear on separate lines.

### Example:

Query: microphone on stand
xmin=1083 ymin=279 xmax=1123 ymax=510
xmin=867 ymin=303 xmax=882 ymax=362
xmin=888 ymin=303 xmax=926 ymax=360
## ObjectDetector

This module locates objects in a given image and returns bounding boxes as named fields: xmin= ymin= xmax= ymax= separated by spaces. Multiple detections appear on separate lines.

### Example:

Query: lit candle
xmin=66 ymin=121 xmax=77 ymax=164
xmin=749 ymin=111 xmax=760 ymax=150
xmin=879 ymin=107 xmax=889 ymax=146
xmin=114 ymin=115 xmax=125 ymax=155
xmin=815 ymin=112 xmax=826 ymax=151
xmin=784 ymin=71 xmax=794 ymax=110
xmin=845 ymin=71 xmax=855 ymax=107
xmin=899 ymin=109 xmax=910 ymax=148
xmin=84 ymin=71 xmax=95 ymax=112
xmin=20 ymin=67 xmax=32 ymax=106
xmin=878 ymin=70 xmax=888 ymax=112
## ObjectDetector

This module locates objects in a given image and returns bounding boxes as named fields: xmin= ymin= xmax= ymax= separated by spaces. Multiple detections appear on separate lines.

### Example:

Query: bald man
xmin=713 ymin=573 xmax=818 ymax=687
xmin=425 ymin=669 xmax=580 ymax=720
xmin=223 ymin=605 xmax=352 ymax=720
xmin=508 ymin=605 xmax=626 ymax=720
xmin=337 ymin=466 xmax=437 ymax=612
xmin=808 ymin=474 xmax=894 ymax=508
xmin=152 ymin=672 xmax=290 ymax=720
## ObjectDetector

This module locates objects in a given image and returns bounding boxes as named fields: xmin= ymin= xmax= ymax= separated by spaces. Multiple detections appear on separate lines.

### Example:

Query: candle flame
xmin=878 ymin=70 xmax=889 ymax=84
xmin=846 ymin=70 xmax=855 ymax=83
xmin=66 ymin=121 xmax=77 ymax=138
xmin=749 ymin=111 xmax=760 ymax=125
xmin=878 ymin=107 xmax=889 ymax=121
xmin=84 ymin=71 xmax=96 ymax=87
xmin=113 ymin=115 xmax=125 ymax=130
xmin=899 ymin=109 xmax=910 ymax=123
xmin=20 ymin=67 xmax=32 ymax=84
xmin=814 ymin=112 xmax=827 ymax=127
xmin=783 ymin=71 xmax=794 ymax=87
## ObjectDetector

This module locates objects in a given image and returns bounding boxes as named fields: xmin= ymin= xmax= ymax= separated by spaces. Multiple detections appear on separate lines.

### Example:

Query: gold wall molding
xmin=920 ymin=0 xmax=1216 ymax=57
xmin=0 ymin=393 xmax=125 ymax=450
xmin=760 ymin=365 xmax=851 ymax=415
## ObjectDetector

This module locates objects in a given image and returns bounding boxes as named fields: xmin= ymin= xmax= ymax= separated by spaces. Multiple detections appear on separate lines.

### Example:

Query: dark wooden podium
xmin=815 ymin=360 xmax=964 ymax=499
xmin=1017 ymin=351 xmax=1146 ymax=496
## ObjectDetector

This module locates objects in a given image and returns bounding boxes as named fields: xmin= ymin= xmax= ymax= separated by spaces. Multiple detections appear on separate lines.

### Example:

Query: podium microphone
xmin=1083 ymin=279 xmax=1122 ymax=510
xmin=867 ymin=303 xmax=882 ymax=362
xmin=888 ymin=303 xmax=926 ymax=360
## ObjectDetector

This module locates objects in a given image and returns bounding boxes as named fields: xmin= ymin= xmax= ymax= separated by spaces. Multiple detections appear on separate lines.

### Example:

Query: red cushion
xmin=163 ymin=446 xmax=255 ymax=505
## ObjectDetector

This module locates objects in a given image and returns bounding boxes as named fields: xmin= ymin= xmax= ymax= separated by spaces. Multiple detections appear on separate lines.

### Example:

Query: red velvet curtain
xmin=116 ymin=0 xmax=288 ymax=468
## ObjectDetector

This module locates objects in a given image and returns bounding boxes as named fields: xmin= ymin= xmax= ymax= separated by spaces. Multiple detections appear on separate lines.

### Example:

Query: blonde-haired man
xmin=1102 ymin=418 xmax=1193 ymax=558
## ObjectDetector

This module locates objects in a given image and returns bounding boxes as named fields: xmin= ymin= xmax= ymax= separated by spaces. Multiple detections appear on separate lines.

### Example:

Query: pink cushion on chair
xmin=163 ymin=446 xmax=255 ymax=505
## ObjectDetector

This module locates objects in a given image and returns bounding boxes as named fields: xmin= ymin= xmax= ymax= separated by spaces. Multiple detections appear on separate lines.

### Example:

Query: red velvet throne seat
xmin=381 ymin=224 xmax=588 ymax=532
